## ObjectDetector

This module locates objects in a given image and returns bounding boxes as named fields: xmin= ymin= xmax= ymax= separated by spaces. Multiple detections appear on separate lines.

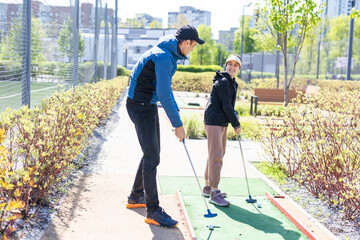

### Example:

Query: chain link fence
xmin=0 ymin=0 xmax=118 ymax=112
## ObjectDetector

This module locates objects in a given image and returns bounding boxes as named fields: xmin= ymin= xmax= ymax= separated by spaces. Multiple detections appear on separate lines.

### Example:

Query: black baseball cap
xmin=175 ymin=25 xmax=205 ymax=45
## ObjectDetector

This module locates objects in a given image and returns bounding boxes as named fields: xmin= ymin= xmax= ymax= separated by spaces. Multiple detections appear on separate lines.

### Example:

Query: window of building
xmin=135 ymin=47 xmax=141 ymax=53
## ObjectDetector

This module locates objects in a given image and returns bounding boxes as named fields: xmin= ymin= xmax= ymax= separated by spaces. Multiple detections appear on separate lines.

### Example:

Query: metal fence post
xmin=104 ymin=4 xmax=108 ymax=80
xmin=110 ymin=15 xmax=115 ymax=79
xmin=110 ymin=0 xmax=118 ymax=79
xmin=72 ymin=0 xmax=79 ymax=88
xmin=114 ymin=0 xmax=118 ymax=77
xmin=21 ymin=0 xmax=31 ymax=108
xmin=250 ymin=96 xmax=254 ymax=115
xmin=250 ymin=95 xmax=258 ymax=116
xmin=346 ymin=0 xmax=355 ymax=81
xmin=254 ymin=96 xmax=258 ymax=116
xmin=93 ymin=0 xmax=99 ymax=83
xmin=261 ymin=51 xmax=264 ymax=79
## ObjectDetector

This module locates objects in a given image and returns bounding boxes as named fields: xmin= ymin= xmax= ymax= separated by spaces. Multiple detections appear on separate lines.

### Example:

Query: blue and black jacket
xmin=204 ymin=71 xmax=240 ymax=129
xmin=127 ymin=34 xmax=185 ymax=128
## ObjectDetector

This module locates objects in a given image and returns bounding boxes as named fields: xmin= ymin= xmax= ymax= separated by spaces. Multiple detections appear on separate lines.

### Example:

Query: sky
xmin=0 ymin=0 xmax=265 ymax=39
xmin=101 ymin=0 xmax=263 ymax=39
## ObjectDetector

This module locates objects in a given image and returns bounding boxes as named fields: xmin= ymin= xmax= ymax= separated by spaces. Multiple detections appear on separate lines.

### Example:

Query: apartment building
xmin=324 ymin=0 xmax=360 ymax=18
xmin=168 ymin=6 xmax=211 ymax=28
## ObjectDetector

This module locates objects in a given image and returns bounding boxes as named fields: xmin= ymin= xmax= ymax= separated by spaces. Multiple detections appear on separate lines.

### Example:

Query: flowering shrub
xmin=172 ymin=71 xmax=245 ymax=93
xmin=0 ymin=76 xmax=128 ymax=238
xmin=262 ymin=89 xmax=360 ymax=222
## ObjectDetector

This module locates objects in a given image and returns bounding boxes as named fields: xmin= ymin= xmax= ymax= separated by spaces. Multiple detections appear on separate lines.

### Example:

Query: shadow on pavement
xmin=128 ymin=208 xmax=185 ymax=240
xmin=215 ymin=204 xmax=302 ymax=240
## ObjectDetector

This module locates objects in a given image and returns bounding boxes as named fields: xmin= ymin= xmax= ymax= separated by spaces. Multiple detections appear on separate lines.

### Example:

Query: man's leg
xmin=126 ymin=99 xmax=160 ymax=211
xmin=126 ymin=98 xmax=178 ymax=227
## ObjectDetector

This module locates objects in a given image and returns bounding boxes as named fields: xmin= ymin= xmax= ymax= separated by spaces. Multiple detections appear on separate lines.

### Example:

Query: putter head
xmin=246 ymin=195 xmax=257 ymax=203
xmin=204 ymin=209 xmax=217 ymax=218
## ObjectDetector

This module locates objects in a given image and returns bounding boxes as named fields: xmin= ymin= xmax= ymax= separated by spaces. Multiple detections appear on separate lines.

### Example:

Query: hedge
xmin=0 ymin=76 xmax=129 ymax=238
xmin=176 ymin=64 xmax=223 ymax=73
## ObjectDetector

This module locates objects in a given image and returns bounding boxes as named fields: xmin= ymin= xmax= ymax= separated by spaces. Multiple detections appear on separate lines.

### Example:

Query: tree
xmin=252 ymin=32 xmax=276 ymax=51
xmin=257 ymin=0 xmax=322 ymax=106
xmin=189 ymin=25 xmax=213 ymax=65
xmin=212 ymin=42 xmax=229 ymax=67
xmin=58 ymin=17 xmax=85 ymax=61
xmin=169 ymin=14 xmax=189 ymax=28
xmin=233 ymin=15 xmax=256 ymax=53
xmin=101 ymin=19 xmax=111 ymax=28
xmin=0 ymin=17 xmax=45 ymax=64
xmin=295 ymin=22 xmax=320 ymax=75
xmin=351 ymin=8 xmax=360 ymax=19
xmin=150 ymin=19 xmax=162 ymax=29
xmin=327 ymin=15 xmax=349 ymax=59
xmin=124 ymin=18 xmax=144 ymax=28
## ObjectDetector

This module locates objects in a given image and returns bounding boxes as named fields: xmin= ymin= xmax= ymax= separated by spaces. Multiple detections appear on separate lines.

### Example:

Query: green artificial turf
xmin=158 ymin=176 xmax=278 ymax=197
xmin=159 ymin=176 xmax=307 ymax=240
xmin=183 ymin=196 xmax=307 ymax=240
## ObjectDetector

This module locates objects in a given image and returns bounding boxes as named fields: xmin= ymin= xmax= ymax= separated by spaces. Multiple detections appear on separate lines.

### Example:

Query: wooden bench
xmin=250 ymin=88 xmax=305 ymax=115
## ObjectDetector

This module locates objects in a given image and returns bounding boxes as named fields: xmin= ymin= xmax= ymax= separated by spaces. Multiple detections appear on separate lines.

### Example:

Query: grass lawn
xmin=0 ymin=81 xmax=68 ymax=112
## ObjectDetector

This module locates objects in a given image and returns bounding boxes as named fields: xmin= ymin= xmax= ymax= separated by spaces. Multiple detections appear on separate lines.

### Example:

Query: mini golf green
xmin=158 ymin=176 xmax=278 ymax=197
xmin=175 ymin=98 xmax=202 ymax=109
xmin=159 ymin=176 xmax=307 ymax=240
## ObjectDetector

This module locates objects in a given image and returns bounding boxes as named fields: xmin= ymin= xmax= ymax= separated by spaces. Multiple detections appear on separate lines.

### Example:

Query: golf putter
xmin=238 ymin=136 xmax=257 ymax=203
xmin=182 ymin=139 xmax=217 ymax=218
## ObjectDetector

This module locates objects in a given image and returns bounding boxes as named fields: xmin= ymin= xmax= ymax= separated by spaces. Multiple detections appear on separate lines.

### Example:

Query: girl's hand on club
xmin=234 ymin=127 xmax=241 ymax=137
xmin=175 ymin=126 xmax=186 ymax=142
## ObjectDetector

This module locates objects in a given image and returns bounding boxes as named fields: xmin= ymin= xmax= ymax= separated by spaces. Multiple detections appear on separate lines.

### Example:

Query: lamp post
xmin=346 ymin=0 xmax=355 ymax=80
xmin=240 ymin=2 xmax=252 ymax=79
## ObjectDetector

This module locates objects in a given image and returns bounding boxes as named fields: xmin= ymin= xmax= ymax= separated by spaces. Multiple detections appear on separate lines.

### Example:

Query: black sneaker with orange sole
xmin=126 ymin=195 xmax=146 ymax=208
xmin=145 ymin=207 xmax=178 ymax=228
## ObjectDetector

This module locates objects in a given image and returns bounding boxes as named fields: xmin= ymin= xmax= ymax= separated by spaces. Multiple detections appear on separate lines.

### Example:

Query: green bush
xmin=238 ymin=117 xmax=263 ymax=140
xmin=172 ymin=72 xmax=215 ymax=93
xmin=181 ymin=112 xmax=262 ymax=141
xmin=172 ymin=71 xmax=244 ymax=93
xmin=258 ymin=105 xmax=285 ymax=117
xmin=181 ymin=112 xmax=205 ymax=139
xmin=227 ymin=117 xmax=263 ymax=141
xmin=177 ymin=65 xmax=223 ymax=73
xmin=262 ymin=104 xmax=360 ymax=221
xmin=235 ymin=101 xmax=250 ymax=117
xmin=240 ymin=71 xmax=274 ymax=81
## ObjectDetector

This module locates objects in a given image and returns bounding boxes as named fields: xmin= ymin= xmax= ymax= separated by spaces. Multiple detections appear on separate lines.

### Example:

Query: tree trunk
xmin=283 ymin=34 xmax=289 ymax=107
xmin=276 ymin=34 xmax=280 ymax=89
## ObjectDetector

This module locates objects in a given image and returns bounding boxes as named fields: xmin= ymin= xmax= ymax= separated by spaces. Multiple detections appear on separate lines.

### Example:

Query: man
xmin=126 ymin=25 xmax=204 ymax=228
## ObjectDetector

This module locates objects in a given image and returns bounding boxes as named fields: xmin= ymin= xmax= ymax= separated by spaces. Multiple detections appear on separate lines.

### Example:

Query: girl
xmin=203 ymin=54 xmax=242 ymax=206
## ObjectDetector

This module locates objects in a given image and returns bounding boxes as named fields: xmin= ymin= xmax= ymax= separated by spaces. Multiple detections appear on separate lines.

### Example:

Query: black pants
xmin=126 ymin=97 xmax=160 ymax=212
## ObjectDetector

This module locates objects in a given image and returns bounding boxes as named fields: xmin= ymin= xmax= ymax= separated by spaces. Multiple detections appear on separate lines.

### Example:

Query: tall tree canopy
xmin=257 ymin=0 xmax=322 ymax=106
xmin=0 ymin=17 xmax=45 ymax=63
xmin=58 ymin=17 xmax=85 ymax=61
xmin=190 ymin=25 xmax=213 ymax=65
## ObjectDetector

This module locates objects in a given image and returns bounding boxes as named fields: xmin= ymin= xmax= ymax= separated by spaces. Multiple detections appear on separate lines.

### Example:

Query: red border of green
xmin=265 ymin=192 xmax=316 ymax=240
xmin=176 ymin=191 xmax=197 ymax=240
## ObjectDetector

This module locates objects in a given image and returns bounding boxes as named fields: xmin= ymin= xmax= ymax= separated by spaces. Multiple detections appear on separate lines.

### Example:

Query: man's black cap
xmin=175 ymin=25 xmax=205 ymax=45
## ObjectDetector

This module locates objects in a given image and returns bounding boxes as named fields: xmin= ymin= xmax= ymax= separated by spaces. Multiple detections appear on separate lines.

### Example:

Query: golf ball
xmin=257 ymin=203 xmax=262 ymax=208
xmin=208 ymin=224 xmax=214 ymax=230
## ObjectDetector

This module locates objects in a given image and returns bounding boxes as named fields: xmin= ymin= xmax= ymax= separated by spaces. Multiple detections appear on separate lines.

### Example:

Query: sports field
xmin=0 ymin=81 xmax=68 ymax=111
